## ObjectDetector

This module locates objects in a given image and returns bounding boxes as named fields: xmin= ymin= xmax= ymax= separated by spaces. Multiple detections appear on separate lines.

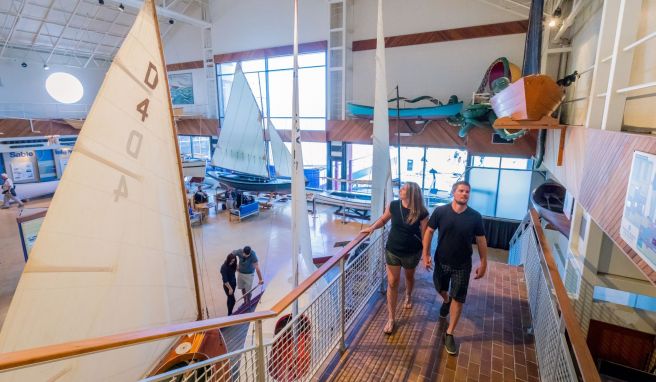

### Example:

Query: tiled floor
xmin=319 ymin=260 xmax=539 ymax=382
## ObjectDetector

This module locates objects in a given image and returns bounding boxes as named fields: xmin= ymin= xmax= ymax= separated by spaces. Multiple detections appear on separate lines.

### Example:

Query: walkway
xmin=319 ymin=261 xmax=540 ymax=382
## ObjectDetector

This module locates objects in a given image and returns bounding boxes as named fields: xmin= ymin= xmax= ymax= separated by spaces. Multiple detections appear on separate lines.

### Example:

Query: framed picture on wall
xmin=620 ymin=150 xmax=656 ymax=270
xmin=169 ymin=73 xmax=194 ymax=105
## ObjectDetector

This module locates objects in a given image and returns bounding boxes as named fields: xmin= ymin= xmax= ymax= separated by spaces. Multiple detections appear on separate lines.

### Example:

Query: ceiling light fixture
xmin=118 ymin=3 xmax=125 ymax=11
xmin=549 ymin=7 xmax=562 ymax=28
xmin=20 ymin=62 xmax=27 ymax=68
xmin=169 ymin=18 xmax=174 ymax=25
xmin=43 ymin=64 xmax=50 ymax=71
xmin=98 ymin=0 xmax=104 ymax=4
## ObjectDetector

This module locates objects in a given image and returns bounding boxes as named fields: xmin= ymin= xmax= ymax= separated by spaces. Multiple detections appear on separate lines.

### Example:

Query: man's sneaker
xmin=439 ymin=298 xmax=451 ymax=318
xmin=444 ymin=333 xmax=457 ymax=355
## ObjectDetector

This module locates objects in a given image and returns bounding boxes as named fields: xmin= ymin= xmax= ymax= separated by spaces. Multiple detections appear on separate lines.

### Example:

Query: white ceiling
xmin=0 ymin=0 xmax=205 ymax=68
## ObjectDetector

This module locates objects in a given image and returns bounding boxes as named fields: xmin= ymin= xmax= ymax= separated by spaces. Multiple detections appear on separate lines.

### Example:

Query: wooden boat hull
xmin=148 ymin=330 xmax=229 ymax=381
xmin=313 ymin=190 xmax=372 ymax=210
xmin=182 ymin=159 xmax=207 ymax=178
xmin=347 ymin=102 xmax=463 ymax=120
xmin=490 ymin=75 xmax=564 ymax=121
xmin=210 ymin=172 xmax=292 ymax=193
xmin=532 ymin=181 xmax=571 ymax=238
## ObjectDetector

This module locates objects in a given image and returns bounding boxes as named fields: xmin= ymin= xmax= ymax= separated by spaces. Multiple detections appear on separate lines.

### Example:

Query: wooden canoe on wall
xmin=490 ymin=74 xmax=564 ymax=121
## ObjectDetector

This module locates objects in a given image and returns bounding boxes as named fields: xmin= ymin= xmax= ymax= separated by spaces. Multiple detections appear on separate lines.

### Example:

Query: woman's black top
xmin=220 ymin=263 xmax=236 ymax=287
xmin=385 ymin=200 xmax=429 ymax=256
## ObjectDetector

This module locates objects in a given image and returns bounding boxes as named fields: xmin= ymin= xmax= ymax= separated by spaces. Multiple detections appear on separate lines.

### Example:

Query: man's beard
xmin=454 ymin=198 xmax=468 ymax=206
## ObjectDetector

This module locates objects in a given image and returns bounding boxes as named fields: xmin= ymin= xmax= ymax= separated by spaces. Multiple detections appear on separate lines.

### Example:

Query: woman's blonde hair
xmin=403 ymin=182 xmax=427 ymax=225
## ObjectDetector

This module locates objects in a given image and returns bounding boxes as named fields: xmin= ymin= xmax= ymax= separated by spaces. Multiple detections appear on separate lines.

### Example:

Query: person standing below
xmin=422 ymin=180 xmax=488 ymax=355
xmin=220 ymin=253 xmax=238 ymax=315
xmin=361 ymin=182 xmax=428 ymax=335
xmin=1 ymin=173 xmax=24 ymax=209
xmin=234 ymin=246 xmax=264 ymax=305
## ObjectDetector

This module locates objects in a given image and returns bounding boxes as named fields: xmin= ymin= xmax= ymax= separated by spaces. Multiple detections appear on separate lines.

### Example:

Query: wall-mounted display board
xmin=620 ymin=151 xmax=656 ymax=271
xmin=16 ymin=208 xmax=47 ymax=262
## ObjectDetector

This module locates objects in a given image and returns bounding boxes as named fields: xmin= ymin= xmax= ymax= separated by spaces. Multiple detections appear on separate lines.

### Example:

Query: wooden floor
xmin=319 ymin=261 xmax=539 ymax=382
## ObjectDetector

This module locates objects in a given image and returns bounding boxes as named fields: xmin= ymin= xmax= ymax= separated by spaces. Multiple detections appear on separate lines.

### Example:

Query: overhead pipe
xmin=552 ymin=0 xmax=585 ymax=43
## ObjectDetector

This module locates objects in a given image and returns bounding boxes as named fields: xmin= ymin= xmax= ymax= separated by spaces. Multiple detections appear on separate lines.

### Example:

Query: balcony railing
xmin=0 ymin=229 xmax=388 ymax=381
xmin=510 ymin=208 xmax=601 ymax=382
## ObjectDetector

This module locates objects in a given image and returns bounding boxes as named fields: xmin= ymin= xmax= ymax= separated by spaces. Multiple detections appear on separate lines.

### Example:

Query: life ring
xmin=267 ymin=313 xmax=312 ymax=381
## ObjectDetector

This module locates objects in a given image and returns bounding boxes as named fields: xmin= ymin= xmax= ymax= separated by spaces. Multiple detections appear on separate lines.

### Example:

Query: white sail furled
xmin=0 ymin=1 xmax=199 ymax=381
xmin=211 ymin=67 xmax=269 ymax=178
xmin=371 ymin=0 xmax=394 ymax=223
xmin=268 ymin=120 xmax=293 ymax=178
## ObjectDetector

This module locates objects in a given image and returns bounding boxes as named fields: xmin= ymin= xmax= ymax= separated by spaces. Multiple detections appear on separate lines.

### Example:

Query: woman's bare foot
xmin=383 ymin=319 xmax=394 ymax=335
xmin=404 ymin=295 xmax=412 ymax=309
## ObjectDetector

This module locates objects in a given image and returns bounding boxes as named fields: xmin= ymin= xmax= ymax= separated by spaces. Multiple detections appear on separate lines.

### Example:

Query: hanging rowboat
xmin=347 ymin=101 xmax=463 ymax=120
xmin=490 ymin=74 xmax=564 ymax=121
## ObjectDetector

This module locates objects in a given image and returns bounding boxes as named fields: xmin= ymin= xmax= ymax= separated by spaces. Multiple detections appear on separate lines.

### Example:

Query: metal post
xmin=255 ymin=320 xmax=266 ymax=382
xmin=339 ymin=257 xmax=346 ymax=353
xmin=395 ymin=86 xmax=402 ymax=185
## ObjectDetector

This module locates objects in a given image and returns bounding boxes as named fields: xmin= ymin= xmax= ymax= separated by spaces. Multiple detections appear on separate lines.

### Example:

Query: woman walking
xmin=361 ymin=182 xmax=429 ymax=334
xmin=220 ymin=253 xmax=238 ymax=315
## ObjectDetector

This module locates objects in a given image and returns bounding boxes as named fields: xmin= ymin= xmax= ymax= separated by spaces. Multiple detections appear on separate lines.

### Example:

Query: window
xmin=217 ymin=52 xmax=326 ymax=132
xmin=593 ymin=286 xmax=656 ymax=313
xmin=468 ymin=155 xmax=533 ymax=220
xmin=45 ymin=72 xmax=83 ymax=104
xmin=178 ymin=135 xmax=210 ymax=160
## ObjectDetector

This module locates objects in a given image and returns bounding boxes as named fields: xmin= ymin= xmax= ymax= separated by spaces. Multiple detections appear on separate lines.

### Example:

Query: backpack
xmin=10 ymin=186 xmax=16 ymax=197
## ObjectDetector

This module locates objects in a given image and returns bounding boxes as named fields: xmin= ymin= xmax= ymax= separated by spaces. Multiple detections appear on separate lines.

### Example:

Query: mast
xmin=291 ymin=0 xmax=300 ymax=317
xmin=395 ymin=85 xmax=402 ymax=184
xmin=151 ymin=0 xmax=203 ymax=321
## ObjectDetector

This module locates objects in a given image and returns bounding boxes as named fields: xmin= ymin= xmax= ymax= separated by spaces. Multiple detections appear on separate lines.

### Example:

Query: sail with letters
xmin=0 ymin=1 xmax=213 ymax=380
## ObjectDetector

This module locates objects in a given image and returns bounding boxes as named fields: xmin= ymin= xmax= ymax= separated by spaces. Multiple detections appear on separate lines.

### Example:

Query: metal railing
xmin=0 ymin=228 xmax=388 ymax=381
xmin=510 ymin=208 xmax=601 ymax=382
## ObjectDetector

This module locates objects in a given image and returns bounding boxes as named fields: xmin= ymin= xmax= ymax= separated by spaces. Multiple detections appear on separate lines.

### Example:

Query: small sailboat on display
xmin=0 ymin=1 xmax=226 ymax=380
xmin=210 ymin=67 xmax=293 ymax=193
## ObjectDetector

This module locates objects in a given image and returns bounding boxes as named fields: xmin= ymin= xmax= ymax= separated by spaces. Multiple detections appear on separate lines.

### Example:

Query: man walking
xmin=422 ymin=181 xmax=488 ymax=355
xmin=233 ymin=246 xmax=264 ymax=305
xmin=1 ymin=173 xmax=24 ymax=209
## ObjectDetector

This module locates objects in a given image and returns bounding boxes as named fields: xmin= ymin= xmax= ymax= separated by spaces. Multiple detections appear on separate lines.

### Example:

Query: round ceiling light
xmin=45 ymin=72 xmax=84 ymax=104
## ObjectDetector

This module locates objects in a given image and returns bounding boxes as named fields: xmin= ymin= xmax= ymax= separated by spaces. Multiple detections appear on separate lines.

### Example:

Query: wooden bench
xmin=229 ymin=202 xmax=260 ymax=222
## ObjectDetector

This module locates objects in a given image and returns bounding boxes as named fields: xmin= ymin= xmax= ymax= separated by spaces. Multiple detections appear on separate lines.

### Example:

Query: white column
xmin=599 ymin=0 xmax=642 ymax=131
xmin=585 ymin=0 xmax=621 ymax=130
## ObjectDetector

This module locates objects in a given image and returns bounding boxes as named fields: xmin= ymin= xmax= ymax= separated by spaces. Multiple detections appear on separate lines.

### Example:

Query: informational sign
xmin=620 ymin=151 xmax=656 ymax=270
xmin=54 ymin=148 xmax=72 ymax=178
xmin=16 ymin=209 xmax=47 ymax=261
xmin=9 ymin=151 xmax=36 ymax=182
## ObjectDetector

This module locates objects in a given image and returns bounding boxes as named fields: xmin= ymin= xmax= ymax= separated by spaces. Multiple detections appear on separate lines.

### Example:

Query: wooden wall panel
xmin=352 ymin=20 xmax=528 ymax=51
xmin=0 ymin=119 xmax=79 ymax=137
xmin=326 ymin=119 xmax=536 ymax=157
xmin=579 ymin=129 xmax=656 ymax=285
xmin=176 ymin=118 xmax=219 ymax=136
xmin=166 ymin=61 xmax=203 ymax=71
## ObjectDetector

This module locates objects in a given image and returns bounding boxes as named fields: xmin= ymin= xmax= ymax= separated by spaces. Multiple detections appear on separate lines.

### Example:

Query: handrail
xmin=529 ymin=208 xmax=601 ymax=382
xmin=0 ymin=232 xmax=371 ymax=372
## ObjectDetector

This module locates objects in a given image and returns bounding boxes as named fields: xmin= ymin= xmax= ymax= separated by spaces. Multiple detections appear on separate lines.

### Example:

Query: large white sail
xmin=268 ymin=120 xmax=293 ymax=178
xmin=371 ymin=0 xmax=394 ymax=222
xmin=211 ymin=67 xmax=269 ymax=178
xmin=0 ymin=1 xmax=199 ymax=381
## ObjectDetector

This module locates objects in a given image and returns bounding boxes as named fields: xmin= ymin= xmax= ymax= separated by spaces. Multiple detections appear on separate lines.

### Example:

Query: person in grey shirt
xmin=234 ymin=246 xmax=264 ymax=305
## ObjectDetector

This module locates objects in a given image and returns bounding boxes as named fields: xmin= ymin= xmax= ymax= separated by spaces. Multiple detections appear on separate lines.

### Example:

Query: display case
xmin=16 ymin=208 xmax=47 ymax=261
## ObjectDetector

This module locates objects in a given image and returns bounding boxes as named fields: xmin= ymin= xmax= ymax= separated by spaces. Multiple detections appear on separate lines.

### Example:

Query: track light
xmin=43 ymin=64 xmax=49 ymax=71
xmin=20 ymin=62 xmax=27 ymax=68
xmin=118 ymin=3 xmax=124 ymax=11
xmin=98 ymin=0 xmax=104 ymax=4
xmin=168 ymin=18 xmax=174 ymax=25
xmin=549 ymin=7 xmax=561 ymax=28
xmin=553 ymin=7 xmax=562 ymax=18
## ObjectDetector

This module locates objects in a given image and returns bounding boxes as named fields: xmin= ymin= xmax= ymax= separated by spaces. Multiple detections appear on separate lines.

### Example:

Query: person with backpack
xmin=1 ymin=173 xmax=24 ymax=209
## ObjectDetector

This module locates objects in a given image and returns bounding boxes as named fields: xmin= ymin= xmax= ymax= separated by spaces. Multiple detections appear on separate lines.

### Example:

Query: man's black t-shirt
xmin=428 ymin=204 xmax=485 ymax=268
xmin=194 ymin=191 xmax=208 ymax=204
xmin=385 ymin=200 xmax=429 ymax=256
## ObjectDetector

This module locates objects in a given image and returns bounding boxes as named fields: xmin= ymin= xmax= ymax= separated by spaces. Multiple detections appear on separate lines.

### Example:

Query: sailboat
xmin=0 ymin=1 xmax=226 ymax=380
xmin=210 ymin=67 xmax=293 ymax=193
xmin=267 ymin=119 xmax=293 ymax=179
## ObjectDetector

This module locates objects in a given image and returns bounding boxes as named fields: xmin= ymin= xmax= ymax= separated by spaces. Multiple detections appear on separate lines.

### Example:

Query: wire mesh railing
xmin=510 ymin=209 xmax=601 ymax=382
xmin=0 ymin=229 xmax=387 ymax=381
xmin=142 ymin=228 xmax=387 ymax=382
